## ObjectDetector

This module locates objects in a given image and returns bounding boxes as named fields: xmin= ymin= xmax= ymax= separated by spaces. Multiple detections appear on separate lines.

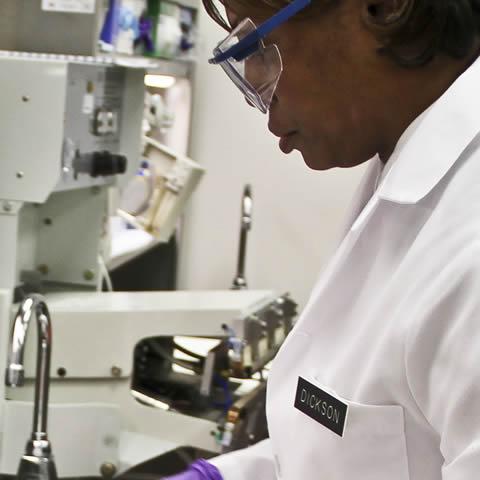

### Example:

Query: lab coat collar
xmin=377 ymin=56 xmax=480 ymax=205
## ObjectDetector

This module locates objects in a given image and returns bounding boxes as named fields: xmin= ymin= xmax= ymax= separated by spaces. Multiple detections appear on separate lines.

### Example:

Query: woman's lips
xmin=279 ymin=131 xmax=298 ymax=154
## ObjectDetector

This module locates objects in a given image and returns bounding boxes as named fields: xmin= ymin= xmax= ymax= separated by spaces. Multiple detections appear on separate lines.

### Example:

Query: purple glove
xmin=164 ymin=459 xmax=223 ymax=480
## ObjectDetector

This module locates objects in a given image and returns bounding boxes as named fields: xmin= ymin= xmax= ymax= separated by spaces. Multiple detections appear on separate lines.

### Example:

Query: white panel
xmin=4 ymin=379 xmax=220 ymax=466
xmin=0 ymin=58 xmax=67 ymax=203
xmin=17 ymin=290 xmax=275 ymax=379
xmin=6 ymin=380 xmax=221 ymax=467
xmin=118 ymin=431 xmax=178 ymax=472
xmin=0 ymin=206 xmax=23 ymax=290
xmin=36 ymin=189 xmax=108 ymax=286
xmin=1 ymin=402 xmax=120 ymax=477
xmin=16 ymin=204 xmax=40 ymax=285
xmin=181 ymin=12 xmax=367 ymax=309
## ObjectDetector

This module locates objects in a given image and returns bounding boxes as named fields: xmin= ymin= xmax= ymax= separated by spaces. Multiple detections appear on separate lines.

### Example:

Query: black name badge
xmin=294 ymin=377 xmax=348 ymax=437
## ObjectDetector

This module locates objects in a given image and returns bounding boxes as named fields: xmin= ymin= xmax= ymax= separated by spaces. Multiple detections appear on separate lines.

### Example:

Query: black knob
xmin=74 ymin=151 xmax=128 ymax=178
xmin=91 ymin=151 xmax=127 ymax=177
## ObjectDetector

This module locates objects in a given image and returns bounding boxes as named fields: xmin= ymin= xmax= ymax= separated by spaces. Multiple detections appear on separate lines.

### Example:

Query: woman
xmin=166 ymin=1 xmax=480 ymax=478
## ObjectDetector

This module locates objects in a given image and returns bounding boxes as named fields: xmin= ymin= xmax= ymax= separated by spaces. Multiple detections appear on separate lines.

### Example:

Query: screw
xmin=22 ymin=96 xmax=30 ymax=102
xmin=16 ymin=171 xmax=24 ymax=179
xmin=100 ymin=462 xmax=117 ymax=479
xmin=2 ymin=201 xmax=13 ymax=213
xmin=37 ymin=264 xmax=49 ymax=275
xmin=110 ymin=366 xmax=122 ymax=378
xmin=83 ymin=269 xmax=95 ymax=281
xmin=57 ymin=367 xmax=67 ymax=377
xmin=43 ymin=218 xmax=53 ymax=226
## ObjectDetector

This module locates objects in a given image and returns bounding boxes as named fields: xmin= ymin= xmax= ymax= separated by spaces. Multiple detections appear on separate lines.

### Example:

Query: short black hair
xmin=202 ymin=0 xmax=480 ymax=67
xmin=367 ymin=0 xmax=480 ymax=66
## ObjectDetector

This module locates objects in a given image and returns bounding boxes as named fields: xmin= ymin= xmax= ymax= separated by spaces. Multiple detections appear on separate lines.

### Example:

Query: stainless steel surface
xmin=232 ymin=185 xmax=253 ymax=290
xmin=5 ymin=294 xmax=57 ymax=480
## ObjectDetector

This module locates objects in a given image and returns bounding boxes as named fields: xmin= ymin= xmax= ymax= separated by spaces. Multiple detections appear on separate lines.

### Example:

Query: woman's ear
xmin=362 ymin=0 xmax=410 ymax=24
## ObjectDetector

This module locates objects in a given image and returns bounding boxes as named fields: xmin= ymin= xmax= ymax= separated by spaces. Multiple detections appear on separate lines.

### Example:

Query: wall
xmin=178 ymin=10 xmax=367 ymax=309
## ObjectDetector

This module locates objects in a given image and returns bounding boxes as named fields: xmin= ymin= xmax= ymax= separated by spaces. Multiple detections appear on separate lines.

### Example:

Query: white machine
xmin=0 ymin=54 xmax=297 ymax=479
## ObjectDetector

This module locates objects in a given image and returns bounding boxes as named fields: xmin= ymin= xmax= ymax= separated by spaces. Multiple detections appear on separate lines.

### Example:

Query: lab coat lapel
xmin=305 ymin=161 xmax=382 ymax=307
xmin=337 ymin=156 xmax=383 ymax=241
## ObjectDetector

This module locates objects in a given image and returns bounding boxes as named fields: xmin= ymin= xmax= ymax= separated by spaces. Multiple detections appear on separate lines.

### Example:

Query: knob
xmin=74 ymin=151 xmax=127 ymax=178
xmin=90 ymin=151 xmax=127 ymax=177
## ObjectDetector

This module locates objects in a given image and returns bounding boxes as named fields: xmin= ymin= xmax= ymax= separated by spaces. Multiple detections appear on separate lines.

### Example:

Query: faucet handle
xmin=5 ymin=363 xmax=25 ymax=387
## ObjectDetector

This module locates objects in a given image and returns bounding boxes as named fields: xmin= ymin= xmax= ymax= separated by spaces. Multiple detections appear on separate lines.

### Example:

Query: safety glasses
xmin=209 ymin=0 xmax=311 ymax=113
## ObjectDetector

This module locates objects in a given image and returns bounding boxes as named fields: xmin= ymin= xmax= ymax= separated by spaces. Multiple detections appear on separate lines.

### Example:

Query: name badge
xmin=294 ymin=377 xmax=348 ymax=437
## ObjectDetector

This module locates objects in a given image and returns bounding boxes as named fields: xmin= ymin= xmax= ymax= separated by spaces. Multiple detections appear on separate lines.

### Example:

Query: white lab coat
xmin=211 ymin=57 xmax=480 ymax=480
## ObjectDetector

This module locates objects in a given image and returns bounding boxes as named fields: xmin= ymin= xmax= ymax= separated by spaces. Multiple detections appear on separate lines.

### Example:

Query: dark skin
xmin=222 ymin=0 xmax=480 ymax=170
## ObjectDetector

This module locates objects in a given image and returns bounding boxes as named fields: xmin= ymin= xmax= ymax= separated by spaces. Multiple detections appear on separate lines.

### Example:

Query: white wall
xmin=178 ymin=11 xmax=367 ymax=309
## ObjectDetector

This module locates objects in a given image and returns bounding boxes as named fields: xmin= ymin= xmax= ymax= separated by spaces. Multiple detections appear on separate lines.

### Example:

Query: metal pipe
xmin=5 ymin=294 xmax=57 ymax=480
xmin=232 ymin=185 xmax=253 ymax=290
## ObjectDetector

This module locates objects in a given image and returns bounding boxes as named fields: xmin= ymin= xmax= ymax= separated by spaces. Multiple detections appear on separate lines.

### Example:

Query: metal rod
xmin=33 ymin=310 xmax=51 ymax=437
xmin=232 ymin=185 xmax=253 ymax=290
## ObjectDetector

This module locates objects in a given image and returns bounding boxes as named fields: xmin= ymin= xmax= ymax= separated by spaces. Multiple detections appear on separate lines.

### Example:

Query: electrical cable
xmin=97 ymin=254 xmax=113 ymax=292
xmin=147 ymin=340 xmax=202 ymax=374
xmin=173 ymin=341 xmax=206 ymax=361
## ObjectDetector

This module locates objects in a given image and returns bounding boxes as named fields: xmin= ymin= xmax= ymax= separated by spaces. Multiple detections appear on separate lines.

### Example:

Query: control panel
xmin=0 ymin=54 xmax=144 ymax=204
xmin=58 ymin=63 xmax=129 ymax=191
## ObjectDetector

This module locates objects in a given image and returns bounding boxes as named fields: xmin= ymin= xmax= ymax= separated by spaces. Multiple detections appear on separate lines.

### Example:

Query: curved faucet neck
xmin=5 ymin=294 xmax=52 ymax=438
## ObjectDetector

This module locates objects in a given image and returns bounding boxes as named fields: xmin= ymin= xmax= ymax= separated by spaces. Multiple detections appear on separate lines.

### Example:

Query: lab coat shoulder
xmin=209 ymin=439 xmax=277 ymax=480
xmin=433 ymin=139 xmax=480 ymax=225
xmin=403 ymin=150 xmax=480 ymax=478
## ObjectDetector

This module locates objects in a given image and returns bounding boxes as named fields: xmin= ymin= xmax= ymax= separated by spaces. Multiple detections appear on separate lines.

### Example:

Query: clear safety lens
xmin=212 ymin=18 xmax=283 ymax=113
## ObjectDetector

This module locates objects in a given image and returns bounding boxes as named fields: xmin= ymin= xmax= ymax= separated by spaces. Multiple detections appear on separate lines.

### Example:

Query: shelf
xmin=108 ymin=216 xmax=163 ymax=271
xmin=107 ymin=53 xmax=195 ymax=77
xmin=0 ymin=50 xmax=195 ymax=77
xmin=146 ymin=57 xmax=195 ymax=78
xmin=108 ymin=235 xmax=162 ymax=271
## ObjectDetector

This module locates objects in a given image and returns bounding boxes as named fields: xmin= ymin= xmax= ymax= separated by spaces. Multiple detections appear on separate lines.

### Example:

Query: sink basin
xmin=118 ymin=446 xmax=217 ymax=478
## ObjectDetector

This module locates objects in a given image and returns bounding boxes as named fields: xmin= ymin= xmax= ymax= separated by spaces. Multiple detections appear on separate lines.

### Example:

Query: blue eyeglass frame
xmin=209 ymin=0 xmax=311 ymax=65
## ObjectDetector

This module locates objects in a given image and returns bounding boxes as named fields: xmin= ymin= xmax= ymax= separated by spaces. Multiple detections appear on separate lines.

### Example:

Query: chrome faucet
xmin=5 ymin=294 xmax=58 ymax=480
xmin=232 ymin=185 xmax=253 ymax=290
